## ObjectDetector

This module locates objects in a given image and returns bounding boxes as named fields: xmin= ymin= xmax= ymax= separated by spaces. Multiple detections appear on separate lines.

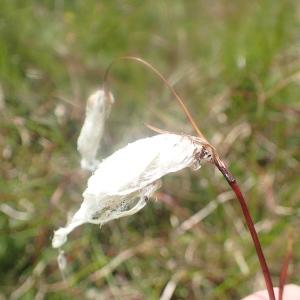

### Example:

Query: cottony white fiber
xmin=77 ymin=89 xmax=113 ymax=171
xmin=52 ymin=133 xmax=212 ymax=248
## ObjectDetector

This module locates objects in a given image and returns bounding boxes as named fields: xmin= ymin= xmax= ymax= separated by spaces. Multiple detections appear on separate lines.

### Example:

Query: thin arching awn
xmin=103 ymin=56 xmax=276 ymax=300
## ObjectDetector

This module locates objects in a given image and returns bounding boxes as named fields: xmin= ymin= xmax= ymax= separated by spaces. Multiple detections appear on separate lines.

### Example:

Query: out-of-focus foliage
xmin=0 ymin=0 xmax=299 ymax=299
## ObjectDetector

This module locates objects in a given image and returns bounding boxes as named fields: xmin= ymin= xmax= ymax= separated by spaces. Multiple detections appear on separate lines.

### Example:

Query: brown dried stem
xmin=103 ymin=56 xmax=206 ymax=141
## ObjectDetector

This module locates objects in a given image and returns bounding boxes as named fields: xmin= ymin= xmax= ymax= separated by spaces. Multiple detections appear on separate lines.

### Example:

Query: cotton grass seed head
xmin=77 ymin=89 xmax=114 ymax=171
xmin=52 ymin=133 xmax=213 ymax=248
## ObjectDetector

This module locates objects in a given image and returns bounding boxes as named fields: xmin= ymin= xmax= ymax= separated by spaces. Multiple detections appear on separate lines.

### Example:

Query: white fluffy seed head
xmin=77 ymin=89 xmax=114 ymax=171
xmin=52 ymin=133 xmax=213 ymax=248
xmin=57 ymin=250 xmax=67 ymax=272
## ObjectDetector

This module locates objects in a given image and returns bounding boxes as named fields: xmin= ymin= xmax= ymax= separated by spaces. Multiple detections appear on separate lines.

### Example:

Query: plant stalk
xmin=215 ymin=161 xmax=275 ymax=300
xmin=103 ymin=56 xmax=207 ymax=141
xmin=278 ymin=233 xmax=293 ymax=300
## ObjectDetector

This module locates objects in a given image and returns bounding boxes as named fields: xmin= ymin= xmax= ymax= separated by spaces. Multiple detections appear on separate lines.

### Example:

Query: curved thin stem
xmin=215 ymin=159 xmax=275 ymax=300
xmin=279 ymin=232 xmax=294 ymax=300
xmin=103 ymin=56 xmax=206 ymax=141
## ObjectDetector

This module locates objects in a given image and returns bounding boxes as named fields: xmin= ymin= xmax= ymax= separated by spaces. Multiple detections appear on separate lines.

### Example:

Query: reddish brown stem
xmin=216 ymin=162 xmax=275 ymax=300
xmin=278 ymin=236 xmax=293 ymax=300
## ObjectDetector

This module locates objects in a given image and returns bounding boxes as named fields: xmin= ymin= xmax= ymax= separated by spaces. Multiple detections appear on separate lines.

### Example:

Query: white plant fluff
xmin=77 ymin=89 xmax=114 ymax=171
xmin=52 ymin=133 xmax=213 ymax=248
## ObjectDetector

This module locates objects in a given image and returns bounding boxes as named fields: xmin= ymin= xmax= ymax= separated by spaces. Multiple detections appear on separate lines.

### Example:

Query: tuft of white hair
xmin=77 ymin=89 xmax=114 ymax=171
xmin=52 ymin=133 xmax=212 ymax=248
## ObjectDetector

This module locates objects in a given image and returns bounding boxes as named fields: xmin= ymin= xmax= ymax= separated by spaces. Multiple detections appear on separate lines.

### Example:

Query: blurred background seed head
xmin=0 ymin=1 xmax=299 ymax=299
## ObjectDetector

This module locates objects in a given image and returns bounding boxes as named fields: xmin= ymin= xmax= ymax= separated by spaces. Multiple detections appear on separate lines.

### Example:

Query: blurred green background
xmin=0 ymin=1 xmax=299 ymax=299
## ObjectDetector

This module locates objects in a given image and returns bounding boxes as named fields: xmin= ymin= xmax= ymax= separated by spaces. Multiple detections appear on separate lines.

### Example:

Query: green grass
xmin=0 ymin=1 xmax=299 ymax=299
